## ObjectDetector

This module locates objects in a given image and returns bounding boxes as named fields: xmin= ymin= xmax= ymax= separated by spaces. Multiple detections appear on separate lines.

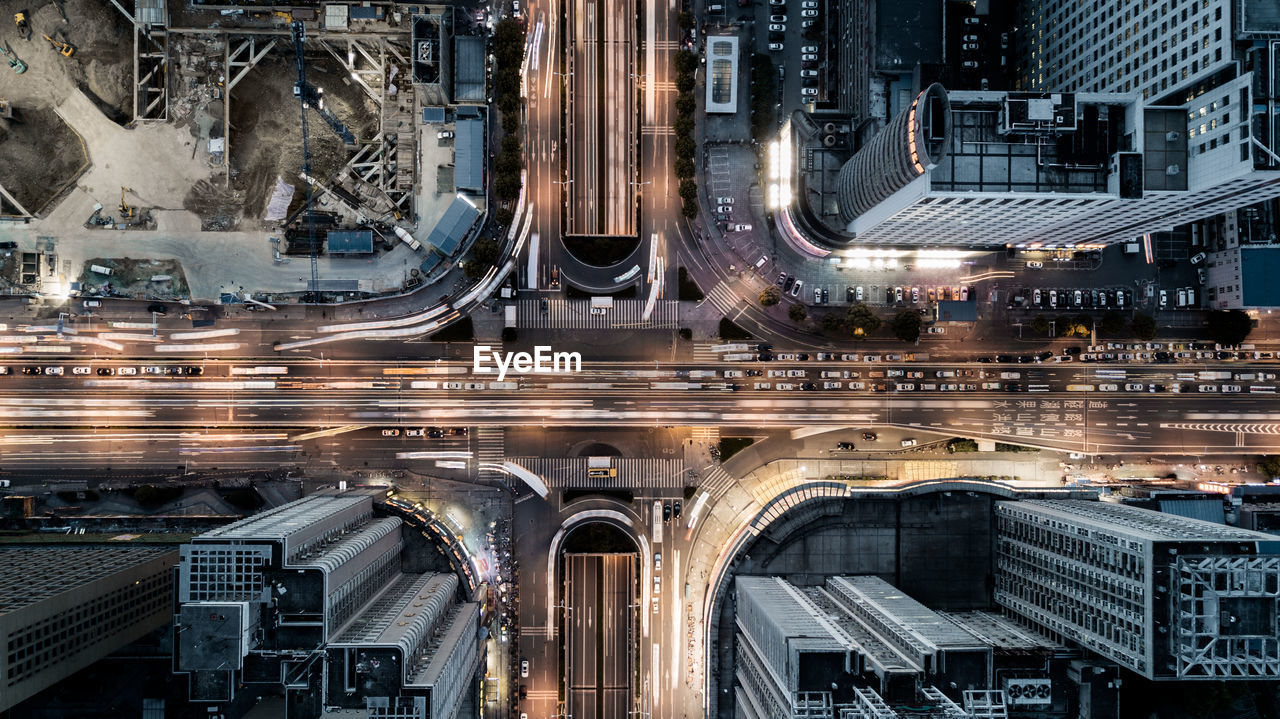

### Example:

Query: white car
xmin=801 ymin=9 xmax=817 ymax=16
xmin=1190 ymin=252 xmax=1206 ymax=264
xmin=801 ymin=18 xmax=815 ymax=27
xmin=1026 ymin=260 xmax=1043 ymax=269
xmin=855 ymin=286 xmax=864 ymax=301
xmin=787 ymin=369 xmax=806 ymax=378
xmin=521 ymin=660 xmax=529 ymax=678
xmin=823 ymin=381 xmax=842 ymax=389
xmin=753 ymin=382 xmax=771 ymax=390
xmin=654 ymin=552 xmax=662 ymax=569
xmin=770 ymin=14 xmax=787 ymax=22
xmin=1124 ymin=383 xmax=1144 ymax=392
xmin=961 ymin=42 xmax=979 ymax=51
xmin=1098 ymin=384 xmax=1119 ymax=392
xmin=381 ymin=428 xmax=400 ymax=437
xmin=717 ymin=205 xmax=733 ymax=214
xmin=1222 ymin=384 xmax=1243 ymax=393
xmin=768 ymin=42 xmax=784 ymax=51
xmin=900 ymin=438 xmax=918 ymax=447
xmin=802 ymin=1 xmax=817 ymax=7
xmin=776 ymin=383 xmax=795 ymax=390
xmin=732 ymin=223 xmax=752 ymax=232
xmin=927 ymin=326 xmax=946 ymax=334
xmin=801 ymin=69 xmax=818 ymax=77
xmin=801 ymin=87 xmax=818 ymax=96
xmin=437 ymin=130 xmax=454 ymax=139
xmin=801 ymin=53 xmax=818 ymax=61
xmin=72 ymin=366 xmax=91 ymax=375
xmin=716 ymin=196 xmax=735 ymax=204
xmin=769 ymin=23 xmax=786 ymax=31
xmin=118 ymin=366 xmax=137 ymax=375
xmin=1198 ymin=384 xmax=1218 ymax=393
xmin=802 ymin=45 xmax=818 ymax=53
xmin=406 ymin=428 xmax=425 ymax=437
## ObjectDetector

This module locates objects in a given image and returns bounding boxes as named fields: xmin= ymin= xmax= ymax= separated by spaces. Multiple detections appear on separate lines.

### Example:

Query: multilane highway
xmin=0 ymin=359 xmax=1277 ymax=455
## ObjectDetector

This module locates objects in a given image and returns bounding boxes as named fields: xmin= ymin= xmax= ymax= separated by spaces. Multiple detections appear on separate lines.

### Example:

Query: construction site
xmin=0 ymin=0 xmax=491 ymax=303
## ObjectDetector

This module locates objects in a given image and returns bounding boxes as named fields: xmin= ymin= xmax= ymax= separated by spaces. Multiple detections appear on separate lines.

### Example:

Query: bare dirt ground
xmin=0 ymin=105 xmax=84 ymax=212
xmin=227 ymin=52 xmax=380 ymax=223
xmin=78 ymin=257 xmax=191 ymax=300
xmin=0 ymin=0 xmax=134 ymax=213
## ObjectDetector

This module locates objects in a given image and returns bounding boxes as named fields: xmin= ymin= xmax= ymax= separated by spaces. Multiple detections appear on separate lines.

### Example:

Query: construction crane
xmin=1 ymin=42 xmax=26 ymax=74
xmin=42 ymin=34 xmax=73 ymax=58
xmin=291 ymin=21 xmax=319 ymax=297
xmin=119 ymin=187 xmax=135 ymax=220
xmin=13 ymin=13 xmax=30 ymax=42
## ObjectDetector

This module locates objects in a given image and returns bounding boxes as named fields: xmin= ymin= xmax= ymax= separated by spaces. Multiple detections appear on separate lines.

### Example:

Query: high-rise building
xmin=833 ymin=83 xmax=1280 ymax=247
xmin=0 ymin=546 xmax=177 ymax=711
xmin=1018 ymin=0 xmax=1234 ymax=102
xmin=173 ymin=493 xmax=481 ymax=719
xmin=995 ymin=499 xmax=1280 ymax=680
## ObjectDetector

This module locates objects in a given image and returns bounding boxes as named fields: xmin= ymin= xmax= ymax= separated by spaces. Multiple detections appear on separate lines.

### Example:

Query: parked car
xmin=732 ymin=223 xmax=752 ymax=231
xmin=801 ymin=53 xmax=818 ymax=61
xmin=801 ymin=87 xmax=818 ymax=96
xmin=716 ymin=197 xmax=735 ymax=204
xmin=801 ymin=9 xmax=817 ymax=16
xmin=716 ymin=205 xmax=733 ymax=214
xmin=769 ymin=23 xmax=786 ymax=31
xmin=437 ymin=130 xmax=454 ymax=139
xmin=790 ymin=280 xmax=803 ymax=297
xmin=1190 ymin=252 xmax=1206 ymax=264
xmin=768 ymin=42 xmax=783 ymax=51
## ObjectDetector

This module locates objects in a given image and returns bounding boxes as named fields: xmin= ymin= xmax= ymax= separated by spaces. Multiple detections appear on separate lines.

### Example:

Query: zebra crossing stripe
xmin=704 ymin=283 xmax=738 ymax=314
xmin=510 ymin=457 xmax=688 ymax=488
xmin=517 ymin=299 xmax=678 ymax=329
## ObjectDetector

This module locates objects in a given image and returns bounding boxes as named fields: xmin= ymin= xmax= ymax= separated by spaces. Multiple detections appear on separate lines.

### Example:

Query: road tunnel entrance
xmin=561 ymin=522 xmax=638 ymax=719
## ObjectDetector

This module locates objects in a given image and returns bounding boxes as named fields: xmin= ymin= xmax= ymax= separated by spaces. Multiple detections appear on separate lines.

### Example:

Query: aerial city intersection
xmin=1 ymin=0 xmax=1280 ymax=718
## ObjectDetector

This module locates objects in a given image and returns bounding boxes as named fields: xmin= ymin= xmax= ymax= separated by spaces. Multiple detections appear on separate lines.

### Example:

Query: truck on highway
xmin=652 ymin=382 xmax=700 ymax=390
xmin=722 ymin=353 xmax=757 ymax=361
xmin=1067 ymin=384 xmax=1096 ymax=392
xmin=1198 ymin=371 xmax=1232 ymax=380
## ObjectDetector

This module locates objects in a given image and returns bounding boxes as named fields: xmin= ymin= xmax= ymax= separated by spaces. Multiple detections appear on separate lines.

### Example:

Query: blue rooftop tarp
xmin=454 ymin=118 xmax=485 ymax=192
xmin=419 ymin=253 xmax=444 ymax=276
xmin=326 ymin=229 xmax=374 ymax=255
xmin=426 ymin=196 xmax=480 ymax=256
xmin=422 ymin=107 xmax=446 ymax=124
xmin=1242 ymin=247 xmax=1280 ymax=308
xmin=937 ymin=300 xmax=977 ymax=322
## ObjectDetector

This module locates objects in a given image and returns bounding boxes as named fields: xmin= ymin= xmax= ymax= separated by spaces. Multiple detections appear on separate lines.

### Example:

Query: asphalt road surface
xmin=566 ymin=552 xmax=635 ymax=719
xmin=1 ymin=360 xmax=1278 ymax=456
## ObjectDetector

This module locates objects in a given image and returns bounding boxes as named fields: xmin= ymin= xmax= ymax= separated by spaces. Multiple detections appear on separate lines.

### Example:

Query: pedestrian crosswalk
xmin=698 ymin=465 xmax=738 ymax=501
xmin=702 ymin=281 xmax=739 ymax=314
xmin=691 ymin=427 xmax=720 ymax=443
xmin=517 ymin=299 xmax=679 ymax=329
xmin=474 ymin=427 xmax=505 ymax=481
xmin=511 ymin=457 xmax=689 ymax=489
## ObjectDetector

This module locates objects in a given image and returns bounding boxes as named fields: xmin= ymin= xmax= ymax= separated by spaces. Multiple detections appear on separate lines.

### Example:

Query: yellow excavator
xmin=13 ymin=13 xmax=30 ymax=42
xmin=119 ymin=187 xmax=135 ymax=220
xmin=43 ymin=34 xmax=73 ymax=58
